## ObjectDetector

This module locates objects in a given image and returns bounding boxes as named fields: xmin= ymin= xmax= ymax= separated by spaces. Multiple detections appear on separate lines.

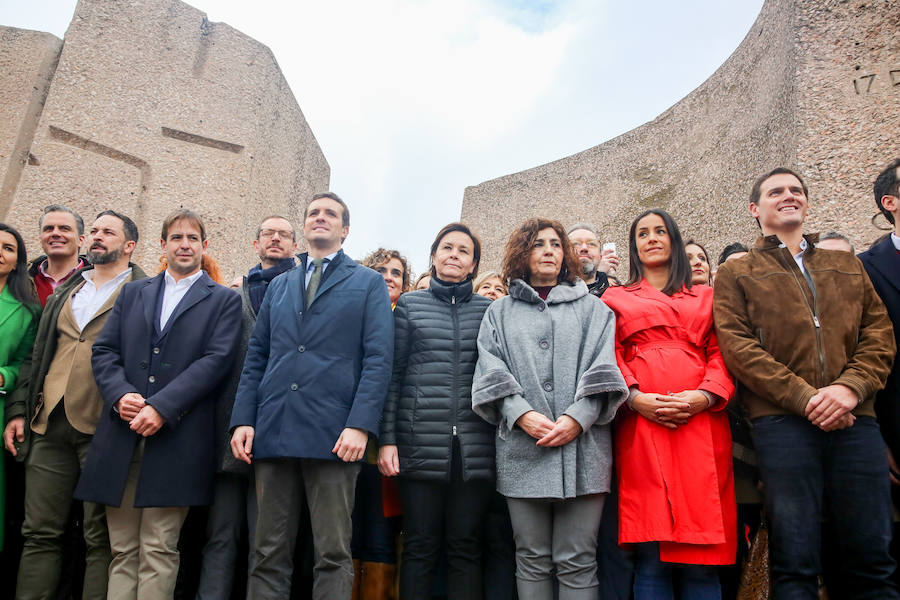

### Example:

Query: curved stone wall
xmin=462 ymin=0 xmax=900 ymax=270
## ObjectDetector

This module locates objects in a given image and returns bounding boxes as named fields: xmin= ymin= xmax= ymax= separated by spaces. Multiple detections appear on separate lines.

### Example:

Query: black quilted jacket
xmin=379 ymin=276 xmax=495 ymax=482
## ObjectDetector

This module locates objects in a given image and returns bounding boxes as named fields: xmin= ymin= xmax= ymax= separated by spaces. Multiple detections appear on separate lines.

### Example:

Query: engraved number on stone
xmin=853 ymin=74 xmax=876 ymax=95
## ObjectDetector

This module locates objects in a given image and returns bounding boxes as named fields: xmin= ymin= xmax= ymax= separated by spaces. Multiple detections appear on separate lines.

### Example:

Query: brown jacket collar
xmin=754 ymin=232 xmax=820 ymax=250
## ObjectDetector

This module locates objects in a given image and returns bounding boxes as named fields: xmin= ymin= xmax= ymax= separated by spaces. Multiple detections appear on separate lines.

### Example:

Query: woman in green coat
xmin=0 ymin=223 xmax=40 ymax=546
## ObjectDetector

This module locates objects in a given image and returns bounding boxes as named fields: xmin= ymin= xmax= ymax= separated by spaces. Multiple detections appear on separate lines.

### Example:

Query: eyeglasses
xmin=259 ymin=229 xmax=294 ymax=240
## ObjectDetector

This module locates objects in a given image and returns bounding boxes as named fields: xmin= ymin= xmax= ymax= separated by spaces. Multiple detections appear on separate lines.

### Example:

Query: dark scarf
xmin=247 ymin=257 xmax=295 ymax=313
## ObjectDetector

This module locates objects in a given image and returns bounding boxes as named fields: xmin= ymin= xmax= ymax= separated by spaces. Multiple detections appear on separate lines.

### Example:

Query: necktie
xmin=306 ymin=258 xmax=324 ymax=307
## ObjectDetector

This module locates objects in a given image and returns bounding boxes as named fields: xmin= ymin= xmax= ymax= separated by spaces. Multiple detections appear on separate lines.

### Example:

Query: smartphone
xmin=602 ymin=242 xmax=616 ymax=254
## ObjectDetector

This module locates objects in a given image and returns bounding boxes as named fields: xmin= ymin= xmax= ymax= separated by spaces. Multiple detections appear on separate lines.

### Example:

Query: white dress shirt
xmin=891 ymin=232 xmax=900 ymax=251
xmin=71 ymin=267 xmax=133 ymax=331
xmin=160 ymin=269 xmax=204 ymax=330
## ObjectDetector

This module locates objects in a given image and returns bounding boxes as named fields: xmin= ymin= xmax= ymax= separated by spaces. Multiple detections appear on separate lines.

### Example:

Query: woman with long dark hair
xmin=378 ymin=223 xmax=495 ymax=599
xmin=473 ymin=218 xmax=627 ymax=600
xmin=602 ymin=209 xmax=735 ymax=600
xmin=684 ymin=239 xmax=711 ymax=286
xmin=0 ymin=223 xmax=40 ymax=546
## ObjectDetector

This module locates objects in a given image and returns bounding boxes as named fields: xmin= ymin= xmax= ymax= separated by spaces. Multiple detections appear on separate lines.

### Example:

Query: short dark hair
xmin=40 ymin=204 xmax=84 ymax=236
xmin=430 ymin=222 xmax=482 ymax=280
xmin=819 ymin=231 xmax=854 ymax=253
xmin=256 ymin=215 xmax=295 ymax=241
xmin=308 ymin=192 xmax=350 ymax=227
xmin=361 ymin=247 xmax=411 ymax=291
xmin=95 ymin=210 xmax=139 ymax=243
xmin=625 ymin=209 xmax=692 ymax=296
xmin=501 ymin=218 xmax=581 ymax=285
xmin=0 ymin=223 xmax=39 ymax=311
xmin=718 ymin=242 xmax=749 ymax=265
xmin=874 ymin=158 xmax=900 ymax=225
xmin=161 ymin=209 xmax=206 ymax=241
xmin=749 ymin=167 xmax=809 ymax=205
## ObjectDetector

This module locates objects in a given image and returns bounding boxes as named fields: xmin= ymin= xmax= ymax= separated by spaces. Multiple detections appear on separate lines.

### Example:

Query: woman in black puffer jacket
xmin=378 ymin=222 xmax=495 ymax=600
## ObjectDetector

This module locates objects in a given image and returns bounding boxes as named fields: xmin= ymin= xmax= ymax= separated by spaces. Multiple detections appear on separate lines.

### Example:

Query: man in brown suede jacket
xmin=714 ymin=167 xmax=898 ymax=599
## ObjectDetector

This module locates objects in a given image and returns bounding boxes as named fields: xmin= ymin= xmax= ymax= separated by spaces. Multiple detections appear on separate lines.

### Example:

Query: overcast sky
xmin=2 ymin=0 xmax=764 ymax=274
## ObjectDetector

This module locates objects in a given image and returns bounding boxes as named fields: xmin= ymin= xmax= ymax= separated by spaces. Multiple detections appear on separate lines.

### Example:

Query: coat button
xmin=543 ymin=381 xmax=553 ymax=392
xmin=139 ymin=361 xmax=148 ymax=369
xmin=290 ymin=383 xmax=298 ymax=391
xmin=298 ymin=345 xmax=306 ymax=352
xmin=538 ymin=304 xmax=545 ymax=311
xmin=149 ymin=376 xmax=156 ymax=383
xmin=78 ymin=337 xmax=86 ymax=343
xmin=153 ymin=347 xmax=160 ymax=354
xmin=539 ymin=340 xmax=549 ymax=349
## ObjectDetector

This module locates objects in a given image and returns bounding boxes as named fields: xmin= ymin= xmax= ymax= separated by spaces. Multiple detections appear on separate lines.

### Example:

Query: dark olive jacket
xmin=380 ymin=277 xmax=495 ymax=482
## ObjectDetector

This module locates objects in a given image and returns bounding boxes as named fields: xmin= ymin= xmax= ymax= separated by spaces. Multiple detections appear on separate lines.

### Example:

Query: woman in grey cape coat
xmin=472 ymin=218 xmax=628 ymax=600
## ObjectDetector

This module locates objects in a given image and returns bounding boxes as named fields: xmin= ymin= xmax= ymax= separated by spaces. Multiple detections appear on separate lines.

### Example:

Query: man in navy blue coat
xmin=230 ymin=192 xmax=394 ymax=600
xmin=859 ymin=158 xmax=900 ymax=484
xmin=75 ymin=210 xmax=241 ymax=600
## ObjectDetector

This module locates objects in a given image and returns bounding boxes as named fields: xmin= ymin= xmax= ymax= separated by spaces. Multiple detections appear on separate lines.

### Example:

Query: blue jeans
xmin=633 ymin=542 xmax=720 ymax=600
xmin=753 ymin=415 xmax=900 ymax=600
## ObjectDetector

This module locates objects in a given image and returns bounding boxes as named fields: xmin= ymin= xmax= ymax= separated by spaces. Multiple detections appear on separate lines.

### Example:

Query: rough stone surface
xmin=0 ymin=0 xmax=329 ymax=277
xmin=462 ymin=0 xmax=900 ymax=272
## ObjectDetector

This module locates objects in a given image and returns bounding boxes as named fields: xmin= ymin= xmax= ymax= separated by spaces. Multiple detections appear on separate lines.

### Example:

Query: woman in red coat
xmin=602 ymin=209 xmax=735 ymax=600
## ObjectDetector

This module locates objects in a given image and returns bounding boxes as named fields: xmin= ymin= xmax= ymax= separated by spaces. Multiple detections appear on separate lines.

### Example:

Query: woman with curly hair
xmin=362 ymin=247 xmax=410 ymax=307
xmin=350 ymin=247 xmax=411 ymax=598
xmin=473 ymin=218 xmax=628 ymax=600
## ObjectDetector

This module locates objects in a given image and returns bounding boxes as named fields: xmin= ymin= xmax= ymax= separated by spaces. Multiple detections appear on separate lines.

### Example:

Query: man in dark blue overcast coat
xmin=230 ymin=192 xmax=394 ymax=600
xmin=75 ymin=210 xmax=242 ymax=599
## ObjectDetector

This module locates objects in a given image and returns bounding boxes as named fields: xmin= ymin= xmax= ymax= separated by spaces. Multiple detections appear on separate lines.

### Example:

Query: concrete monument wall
xmin=462 ymin=0 xmax=900 ymax=271
xmin=0 ymin=0 xmax=329 ymax=277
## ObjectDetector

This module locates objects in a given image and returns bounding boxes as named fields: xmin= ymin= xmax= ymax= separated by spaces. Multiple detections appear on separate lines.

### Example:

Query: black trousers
xmin=397 ymin=441 xmax=494 ymax=600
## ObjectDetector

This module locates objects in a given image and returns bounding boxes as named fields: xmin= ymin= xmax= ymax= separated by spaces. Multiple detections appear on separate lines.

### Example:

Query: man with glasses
xmin=567 ymin=223 xmax=618 ymax=297
xmin=197 ymin=215 xmax=298 ymax=600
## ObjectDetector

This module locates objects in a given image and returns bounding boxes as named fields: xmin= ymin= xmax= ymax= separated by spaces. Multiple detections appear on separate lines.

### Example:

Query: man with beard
xmin=196 ymin=215 xmax=298 ymax=600
xmin=3 ymin=210 xmax=146 ymax=600
xmin=567 ymin=223 xmax=618 ymax=297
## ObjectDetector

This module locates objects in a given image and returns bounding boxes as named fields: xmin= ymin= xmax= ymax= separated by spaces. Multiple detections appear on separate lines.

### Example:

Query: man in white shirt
xmin=74 ymin=209 xmax=241 ymax=600
xmin=4 ymin=210 xmax=145 ymax=600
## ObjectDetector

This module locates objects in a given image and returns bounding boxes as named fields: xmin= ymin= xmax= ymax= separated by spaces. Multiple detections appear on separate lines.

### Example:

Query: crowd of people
xmin=1 ymin=159 xmax=900 ymax=600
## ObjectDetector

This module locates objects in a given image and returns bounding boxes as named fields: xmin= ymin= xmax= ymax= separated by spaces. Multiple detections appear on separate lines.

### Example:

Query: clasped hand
xmin=805 ymin=384 xmax=858 ymax=431
xmin=116 ymin=392 xmax=166 ymax=436
xmin=516 ymin=411 xmax=582 ymax=446
xmin=632 ymin=390 xmax=708 ymax=430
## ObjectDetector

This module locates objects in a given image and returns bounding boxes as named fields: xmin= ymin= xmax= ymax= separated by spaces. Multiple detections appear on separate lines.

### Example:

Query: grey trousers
xmin=506 ymin=493 xmax=606 ymax=600
xmin=16 ymin=407 xmax=110 ymax=600
xmin=249 ymin=458 xmax=361 ymax=600
xmin=195 ymin=471 xmax=258 ymax=600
